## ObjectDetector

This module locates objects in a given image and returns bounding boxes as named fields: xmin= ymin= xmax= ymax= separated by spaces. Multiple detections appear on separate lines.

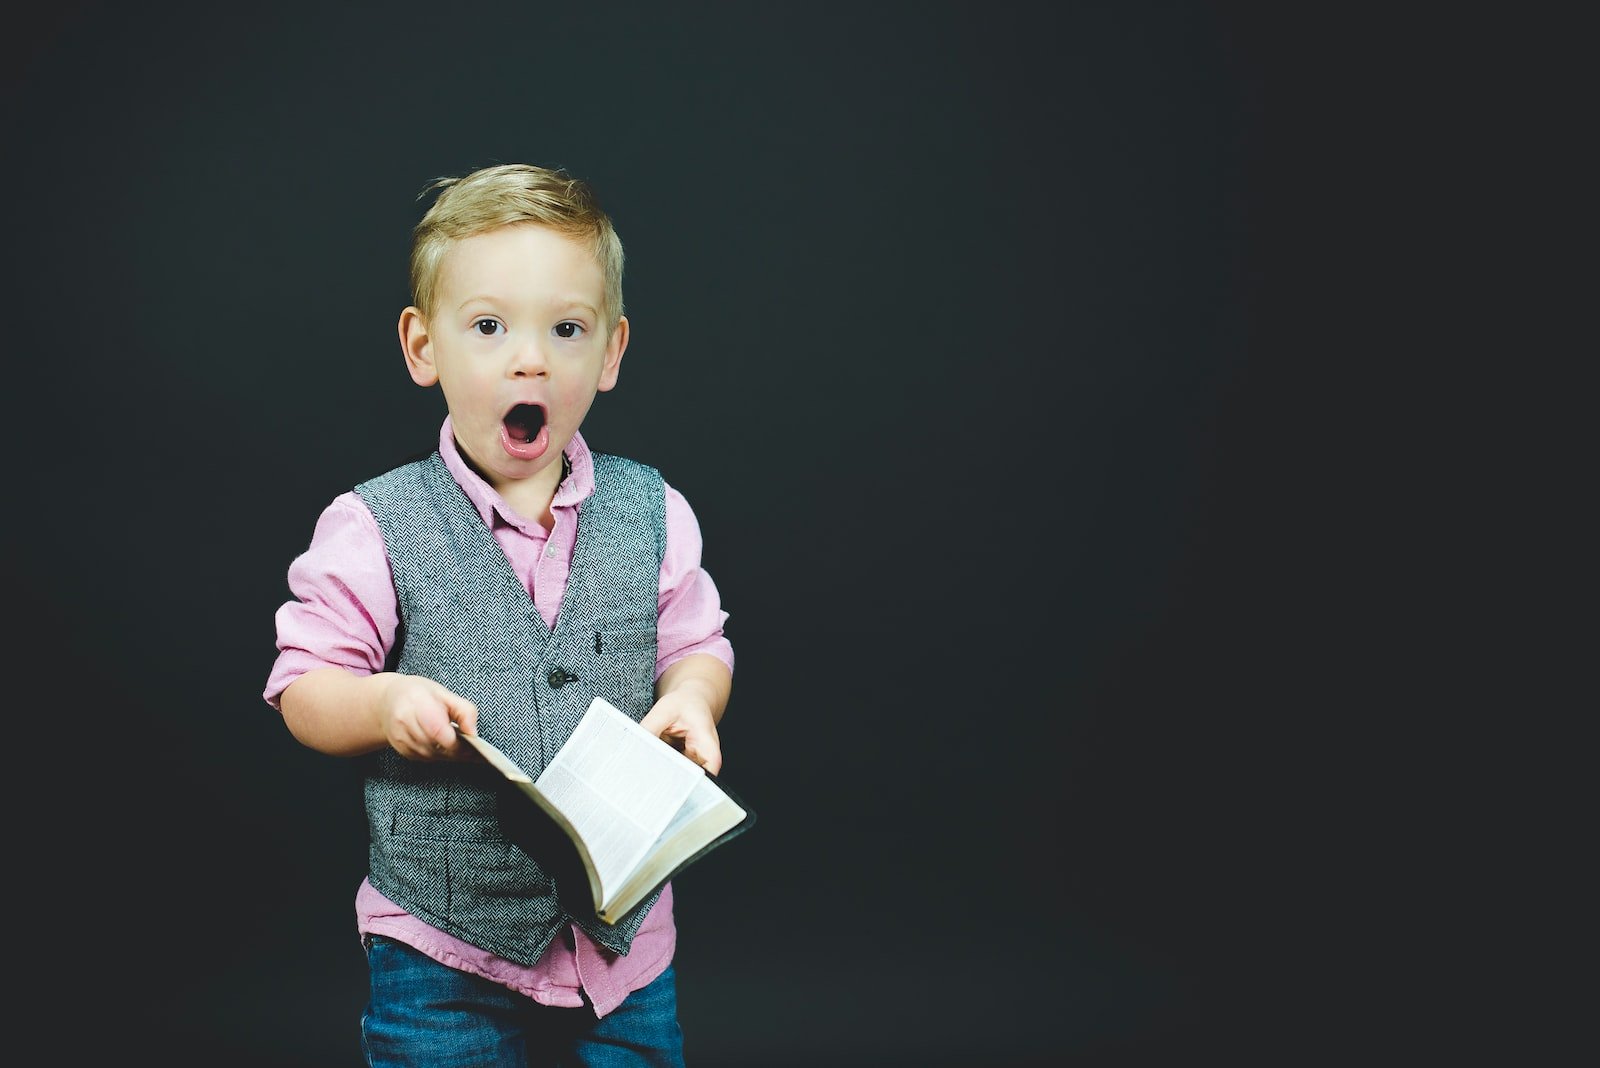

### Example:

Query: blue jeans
xmin=360 ymin=935 xmax=686 ymax=1067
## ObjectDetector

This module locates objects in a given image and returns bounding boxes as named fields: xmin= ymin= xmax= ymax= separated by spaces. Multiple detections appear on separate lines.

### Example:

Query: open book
xmin=459 ymin=697 xmax=753 ymax=925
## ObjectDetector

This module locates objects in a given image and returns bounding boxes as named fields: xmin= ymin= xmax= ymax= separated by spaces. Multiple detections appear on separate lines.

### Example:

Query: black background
xmin=4 ymin=2 xmax=1513 ymax=1065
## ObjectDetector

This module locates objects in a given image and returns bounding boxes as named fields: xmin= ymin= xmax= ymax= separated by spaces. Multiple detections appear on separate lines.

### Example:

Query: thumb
xmin=447 ymin=694 xmax=479 ymax=737
xmin=682 ymin=726 xmax=723 ymax=776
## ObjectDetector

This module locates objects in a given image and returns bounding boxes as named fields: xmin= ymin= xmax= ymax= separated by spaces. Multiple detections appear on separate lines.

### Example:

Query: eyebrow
xmin=455 ymin=296 xmax=601 ymax=318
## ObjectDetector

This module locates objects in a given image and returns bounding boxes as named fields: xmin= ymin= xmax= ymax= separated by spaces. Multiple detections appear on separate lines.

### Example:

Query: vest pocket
xmin=389 ymin=809 xmax=502 ymax=842
xmin=587 ymin=626 xmax=657 ymax=714
xmin=384 ymin=808 xmax=554 ymax=922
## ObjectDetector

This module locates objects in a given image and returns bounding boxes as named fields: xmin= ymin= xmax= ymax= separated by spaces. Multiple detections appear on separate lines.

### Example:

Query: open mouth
xmin=504 ymin=403 xmax=546 ymax=443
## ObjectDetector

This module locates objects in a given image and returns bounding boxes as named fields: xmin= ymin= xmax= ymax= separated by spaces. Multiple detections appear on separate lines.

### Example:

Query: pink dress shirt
xmin=264 ymin=418 xmax=733 ymax=1016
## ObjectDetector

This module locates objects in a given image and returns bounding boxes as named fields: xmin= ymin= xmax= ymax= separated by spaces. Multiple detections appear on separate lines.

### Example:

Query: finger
xmin=395 ymin=714 xmax=454 ymax=761
xmin=397 ymin=733 xmax=438 ymax=762
xmin=431 ymin=723 xmax=472 ymax=761
xmin=681 ymin=729 xmax=722 ymax=776
xmin=451 ymin=698 xmax=479 ymax=737
xmin=444 ymin=725 xmax=487 ymax=763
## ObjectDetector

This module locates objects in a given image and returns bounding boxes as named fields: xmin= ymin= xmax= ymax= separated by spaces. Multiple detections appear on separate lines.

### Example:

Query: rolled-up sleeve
xmin=655 ymin=483 xmax=734 ymax=680
xmin=263 ymin=492 xmax=399 ymax=710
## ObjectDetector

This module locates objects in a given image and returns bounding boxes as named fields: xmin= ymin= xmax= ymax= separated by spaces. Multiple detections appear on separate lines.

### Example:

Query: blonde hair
xmin=409 ymin=163 xmax=624 ymax=329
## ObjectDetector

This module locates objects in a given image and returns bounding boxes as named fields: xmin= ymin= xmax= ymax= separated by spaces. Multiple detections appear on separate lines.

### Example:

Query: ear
xmin=399 ymin=307 xmax=438 ymax=387
xmin=597 ymin=315 xmax=629 ymax=392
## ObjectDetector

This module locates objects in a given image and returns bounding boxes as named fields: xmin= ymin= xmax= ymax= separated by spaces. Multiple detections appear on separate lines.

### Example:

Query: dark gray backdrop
xmin=3 ymin=2 xmax=1405 ymax=1064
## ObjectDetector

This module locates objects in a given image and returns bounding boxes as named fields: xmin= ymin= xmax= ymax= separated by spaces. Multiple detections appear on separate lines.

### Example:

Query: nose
xmin=508 ymin=337 xmax=548 ymax=378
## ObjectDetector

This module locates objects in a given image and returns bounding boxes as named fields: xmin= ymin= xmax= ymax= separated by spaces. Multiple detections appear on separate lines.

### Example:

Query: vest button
xmin=548 ymin=667 xmax=577 ymax=688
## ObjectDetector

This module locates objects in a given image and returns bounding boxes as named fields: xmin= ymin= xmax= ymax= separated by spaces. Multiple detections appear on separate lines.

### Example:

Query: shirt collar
xmin=437 ymin=416 xmax=596 ymax=530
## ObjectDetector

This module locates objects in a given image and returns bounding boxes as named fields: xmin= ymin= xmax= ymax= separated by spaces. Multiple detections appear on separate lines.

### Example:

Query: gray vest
xmin=354 ymin=450 xmax=665 ymax=963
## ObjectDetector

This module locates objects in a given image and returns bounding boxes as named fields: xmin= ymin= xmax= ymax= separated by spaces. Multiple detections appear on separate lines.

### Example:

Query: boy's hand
xmin=640 ymin=689 xmax=722 ymax=776
xmin=374 ymin=673 xmax=479 ymax=761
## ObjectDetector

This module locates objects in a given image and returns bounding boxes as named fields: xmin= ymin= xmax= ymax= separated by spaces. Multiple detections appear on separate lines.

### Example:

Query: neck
xmin=497 ymin=451 xmax=569 ymax=531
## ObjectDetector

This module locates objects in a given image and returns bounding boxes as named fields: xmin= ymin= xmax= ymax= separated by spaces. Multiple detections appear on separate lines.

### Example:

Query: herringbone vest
xmin=354 ymin=449 xmax=665 ymax=963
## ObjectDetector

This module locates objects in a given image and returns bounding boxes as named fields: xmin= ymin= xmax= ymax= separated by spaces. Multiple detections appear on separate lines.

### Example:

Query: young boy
xmin=264 ymin=163 xmax=733 ymax=1067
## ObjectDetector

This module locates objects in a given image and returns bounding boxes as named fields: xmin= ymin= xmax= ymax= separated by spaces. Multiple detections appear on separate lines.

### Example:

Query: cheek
xmin=437 ymin=368 xmax=497 ymax=418
xmin=554 ymin=385 xmax=588 ymax=416
xmin=443 ymin=360 xmax=494 ymax=393
xmin=556 ymin=371 xmax=602 ymax=407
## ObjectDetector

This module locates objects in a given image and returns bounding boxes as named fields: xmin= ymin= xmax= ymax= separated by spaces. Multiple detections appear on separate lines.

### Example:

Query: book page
xmin=532 ymin=698 xmax=703 ymax=905
xmin=658 ymin=775 xmax=744 ymax=852
xmin=605 ymin=775 xmax=746 ymax=922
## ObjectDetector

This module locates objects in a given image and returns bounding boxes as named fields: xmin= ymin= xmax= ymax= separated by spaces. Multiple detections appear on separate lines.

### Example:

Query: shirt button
xmin=545 ymin=544 xmax=557 ymax=558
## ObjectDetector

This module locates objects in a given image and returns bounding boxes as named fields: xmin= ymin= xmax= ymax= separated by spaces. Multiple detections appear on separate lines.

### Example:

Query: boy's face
xmin=400 ymin=223 xmax=626 ymax=499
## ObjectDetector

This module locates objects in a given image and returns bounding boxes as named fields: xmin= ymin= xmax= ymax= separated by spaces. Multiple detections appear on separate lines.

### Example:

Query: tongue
xmin=505 ymin=404 xmax=544 ymax=443
xmin=501 ymin=406 xmax=549 ymax=461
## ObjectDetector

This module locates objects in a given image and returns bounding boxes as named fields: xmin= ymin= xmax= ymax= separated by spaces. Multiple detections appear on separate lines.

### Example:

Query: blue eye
xmin=554 ymin=322 xmax=584 ymax=339
xmin=472 ymin=318 xmax=503 ymax=336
